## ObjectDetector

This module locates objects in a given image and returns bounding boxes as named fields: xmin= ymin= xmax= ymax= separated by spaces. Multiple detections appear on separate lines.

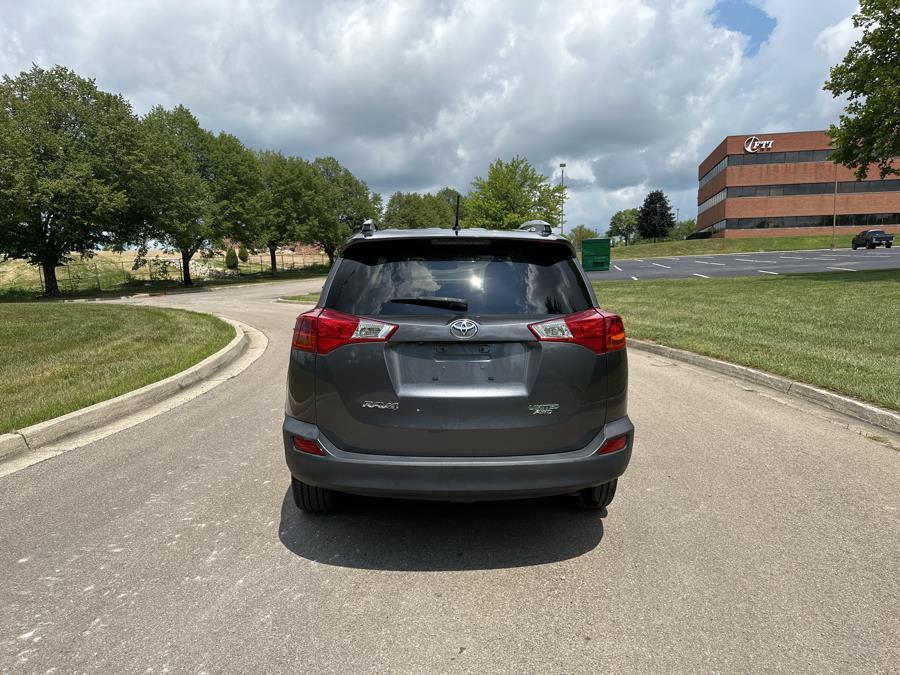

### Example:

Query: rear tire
xmin=571 ymin=479 xmax=617 ymax=510
xmin=291 ymin=477 xmax=335 ymax=513
xmin=852 ymin=242 xmax=858 ymax=250
xmin=886 ymin=242 xmax=892 ymax=248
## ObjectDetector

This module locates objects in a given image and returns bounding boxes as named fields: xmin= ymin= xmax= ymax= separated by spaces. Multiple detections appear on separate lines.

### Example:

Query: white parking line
xmin=692 ymin=273 xmax=709 ymax=278
xmin=633 ymin=259 xmax=644 ymax=262
xmin=650 ymin=262 xmax=671 ymax=268
xmin=779 ymin=256 xmax=804 ymax=259
xmin=695 ymin=260 xmax=726 ymax=265
xmin=826 ymin=266 xmax=856 ymax=272
xmin=736 ymin=258 xmax=776 ymax=263
xmin=758 ymin=270 xmax=779 ymax=275
xmin=613 ymin=264 xmax=622 ymax=271
xmin=631 ymin=276 xmax=639 ymax=281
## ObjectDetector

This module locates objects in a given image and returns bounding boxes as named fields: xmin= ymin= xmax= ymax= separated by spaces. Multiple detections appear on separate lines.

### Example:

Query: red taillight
xmin=292 ymin=436 xmax=326 ymax=456
xmin=292 ymin=309 xmax=397 ymax=354
xmin=528 ymin=309 xmax=626 ymax=354
xmin=597 ymin=435 xmax=628 ymax=455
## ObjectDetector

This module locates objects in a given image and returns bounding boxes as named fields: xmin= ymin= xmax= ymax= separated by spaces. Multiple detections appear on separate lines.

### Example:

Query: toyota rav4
xmin=283 ymin=225 xmax=633 ymax=513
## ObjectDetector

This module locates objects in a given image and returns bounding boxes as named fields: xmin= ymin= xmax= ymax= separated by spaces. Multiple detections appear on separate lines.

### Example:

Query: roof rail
xmin=361 ymin=219 xmax=377 ymax=237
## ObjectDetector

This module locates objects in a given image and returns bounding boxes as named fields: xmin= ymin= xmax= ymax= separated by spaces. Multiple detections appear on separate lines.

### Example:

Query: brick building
xmin=696 ymin=130 xmax=900 ymax=238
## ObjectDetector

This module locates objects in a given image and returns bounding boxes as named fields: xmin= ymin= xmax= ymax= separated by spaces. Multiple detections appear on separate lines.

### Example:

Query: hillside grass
xmin=610 ymin=234 xmax=854 ymax=260
xmin=593 ymin=269 xmax=900 ymax=410
xmin=0 ymin=304 xmax=234 ymax=433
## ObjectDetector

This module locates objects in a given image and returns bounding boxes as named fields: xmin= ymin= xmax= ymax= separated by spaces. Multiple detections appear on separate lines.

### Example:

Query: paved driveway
xmin=590 ymin=247 xmax=900 ymax=281
xmin=1 ymin=279 xmax=898 ymax=673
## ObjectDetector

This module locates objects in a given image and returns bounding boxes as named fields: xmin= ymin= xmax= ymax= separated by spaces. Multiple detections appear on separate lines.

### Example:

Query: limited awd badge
xmin=528 ymin=404 xmax=560 ymax=415
xmin=449 ymin=318 xmax=478 ymax=339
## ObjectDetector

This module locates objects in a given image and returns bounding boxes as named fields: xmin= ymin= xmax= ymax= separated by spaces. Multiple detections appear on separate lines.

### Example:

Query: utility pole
xmin=559 ymin=162 xmax=566 ymax=236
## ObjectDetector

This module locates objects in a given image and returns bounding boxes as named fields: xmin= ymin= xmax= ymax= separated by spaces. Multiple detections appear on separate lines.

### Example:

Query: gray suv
xmin=282 ymin=227 xmax=633 ymax=513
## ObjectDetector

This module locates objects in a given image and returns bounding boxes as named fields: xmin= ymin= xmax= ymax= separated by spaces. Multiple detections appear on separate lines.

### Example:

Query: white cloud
xmin=0 ymin=0 xmax=859 ymax=230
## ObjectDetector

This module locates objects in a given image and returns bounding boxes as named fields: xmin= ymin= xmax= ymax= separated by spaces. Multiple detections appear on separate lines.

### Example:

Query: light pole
xmin=559 ymin=162 xmax=566 ymax=236
xmin=831 ymin=161 xmax=838 ymax=250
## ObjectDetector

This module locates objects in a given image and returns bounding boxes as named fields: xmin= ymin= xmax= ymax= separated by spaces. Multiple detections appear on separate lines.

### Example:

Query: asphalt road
xmin=589 ymin=246 xmax=900 ymax=281
xmin=2 ymin=280 xmax=898 ymax=673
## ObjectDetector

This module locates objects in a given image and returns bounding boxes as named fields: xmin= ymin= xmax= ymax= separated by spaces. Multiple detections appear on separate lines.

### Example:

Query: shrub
xmin=225 ymin=247 xmax=239 ymax=270
xmin=238 ymin=245 xmax=249 ymax=263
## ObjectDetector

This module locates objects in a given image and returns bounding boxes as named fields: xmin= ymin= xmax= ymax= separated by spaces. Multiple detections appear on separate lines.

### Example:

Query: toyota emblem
xmin=449 ymin=318 xmax=478 ymax=339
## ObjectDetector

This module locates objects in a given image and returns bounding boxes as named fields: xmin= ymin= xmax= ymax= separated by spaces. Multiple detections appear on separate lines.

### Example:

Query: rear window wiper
xmin=388 ymin=296 xmax=468 ymax=311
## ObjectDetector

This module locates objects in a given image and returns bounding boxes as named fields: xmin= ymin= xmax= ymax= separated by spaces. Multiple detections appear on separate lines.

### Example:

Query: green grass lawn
xmin=282 ymin=292 xmax=321 ymax=303
xmin=0 ymin=304 xmax=234 ymax=433
xmin=593 ymin=270 xmax=900 ymax=410
xmin=610 ymin=234 xmax=853 ymax=260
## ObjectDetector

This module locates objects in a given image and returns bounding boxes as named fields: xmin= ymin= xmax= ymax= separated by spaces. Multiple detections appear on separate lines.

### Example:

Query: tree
xmin=253 ymin=151 xmax=324 ymax=275
xmin=138 ymin=105 xmax=216 ymax=286
xmin=0 ymin=65 xmax=144 ymax=295
xmin=607 ymin=208 xmax=638 ymax=245
xmin=670 ymin=218 xmax=697 ymax=240
xmin=382 ymin=191 xmax=455 ymax=229
xmin=225 ymin=247 xmax=238 ymax=270
xmin=208 ymin=132 xmax=261 ymax=245
xmin=304 ymin=157 xmax=380 ymax=264
xmin=825 ymin=0 xmax=900 ymax=179
xmin=567 ymin=224 xmax=598 ymax=251
xmin=636 ymin=191 xmax=675 ymax=241
xmin=435 ymin=187 xmax=466 ymax=224
xmin=464 ymin=157 xmax=564 ymax=229
xmin=238 ymin=245 xmax=249 ymax=262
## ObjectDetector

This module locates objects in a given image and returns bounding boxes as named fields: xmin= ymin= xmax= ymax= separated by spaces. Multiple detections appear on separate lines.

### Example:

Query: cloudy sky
xmin=0 ymin=0 xmax=860 ymax=230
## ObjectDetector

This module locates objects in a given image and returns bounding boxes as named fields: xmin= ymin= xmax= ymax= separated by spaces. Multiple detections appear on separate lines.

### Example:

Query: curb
xmin=275 ymin=298 xmax=317 ymax=305
xmin=0 ymin=317 xmax=251 ymax=463
xmin=629 ymin=339 xmax=900 ymax=435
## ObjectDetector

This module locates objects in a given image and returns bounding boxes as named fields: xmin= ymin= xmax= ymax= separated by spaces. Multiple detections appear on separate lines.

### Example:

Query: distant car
xmin=282 ymin=226 xmax=633 ymax=513
xmin=852 ymin=229 xmax=894 ymax=249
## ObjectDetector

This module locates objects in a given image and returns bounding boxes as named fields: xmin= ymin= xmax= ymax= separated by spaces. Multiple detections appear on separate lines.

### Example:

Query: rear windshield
xmin=326 ymin=238 xmax=593 ymax=316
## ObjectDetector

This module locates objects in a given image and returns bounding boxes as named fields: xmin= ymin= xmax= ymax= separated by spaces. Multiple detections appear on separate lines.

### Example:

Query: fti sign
xmin=744 ymin=136 xmax=775 ymax=153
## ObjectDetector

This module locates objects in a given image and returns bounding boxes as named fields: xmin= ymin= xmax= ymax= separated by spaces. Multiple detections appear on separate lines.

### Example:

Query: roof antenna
xmin=361 ymin=218 xmax=376 ymax=237
xmin=453 ymin=194 xmax=460 ymax=236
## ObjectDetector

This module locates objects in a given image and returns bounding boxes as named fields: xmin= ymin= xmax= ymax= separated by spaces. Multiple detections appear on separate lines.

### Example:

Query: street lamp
xmin=559 ymin=162 xmax=566 ymax=236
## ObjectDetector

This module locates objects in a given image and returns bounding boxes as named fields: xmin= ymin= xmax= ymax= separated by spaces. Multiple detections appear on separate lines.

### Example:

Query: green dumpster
xmin=582 ymin=238 xmax=611 ymax=271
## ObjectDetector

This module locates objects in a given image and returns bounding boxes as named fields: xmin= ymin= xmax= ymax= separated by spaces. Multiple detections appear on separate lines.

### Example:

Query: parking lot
xmin=590 ymin=247 xmax=900 ymax=281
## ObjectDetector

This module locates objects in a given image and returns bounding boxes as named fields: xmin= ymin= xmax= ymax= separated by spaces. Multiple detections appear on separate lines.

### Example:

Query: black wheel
xmin=291 ymin=477 xmax=335 ymax=513
xmin=886 ymin=243 xmax=892 ymax=248
xmin=851 ymin=242 xmax=858 ymax=250
xmin=571 ymin=479 xmax=617 ymax=510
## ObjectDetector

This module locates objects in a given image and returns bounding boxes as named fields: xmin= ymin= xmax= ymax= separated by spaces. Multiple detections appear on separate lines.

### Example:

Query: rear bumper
xmin=282 ymin=416 xmax=634 ymax=502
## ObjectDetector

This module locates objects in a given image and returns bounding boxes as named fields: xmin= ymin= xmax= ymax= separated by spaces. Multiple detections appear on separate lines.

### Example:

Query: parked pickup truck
xmin=851 ymin=230 xmax=894 ymax=249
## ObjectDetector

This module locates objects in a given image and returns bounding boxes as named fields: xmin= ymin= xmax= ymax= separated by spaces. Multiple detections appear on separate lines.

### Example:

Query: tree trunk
xmin=41 ymin=262 xmax=61 ymax=297
xmin=181 ymin=249 xmax=194 ymax=286
xmin=269 ymin=243 xmax=278 ymax=276
xmin=324 ymin=246 xmax=336 ymax=266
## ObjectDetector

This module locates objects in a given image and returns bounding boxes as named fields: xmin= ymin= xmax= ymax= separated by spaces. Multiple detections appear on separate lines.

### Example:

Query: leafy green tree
xmin=238 ymin=245 xmax=249 ymax=262
xmin=567 ymin=224 xmax=598 ymax=251
xmin=138 ymin=105 xmax=216 ymax=286
xmin=607 ymin=208 xmax=638 ymax=245
xmin=464 ymin=157 xmax=564 ymax=229
xmin=0 ymin=65 xmax=144 ymax=295
xmin=636 ymin=191 xmax=675 ymax=241
xmin=435 ymin=187 xmax=466 ymax=225
xmin=253 ymin=151 xmax=324 ymax=274
xmin=383 ymin=192 xmax=455 ymax=229
xmin=208 ymin=132 xmax=261 ymax=244
xmin=225 ymin=247 xmax=239 ymax=270
xmin=304 ymin=156 xmax=380 ymax=264
xmin=825 ymin=0 xmax=900 ymax=179
xmin=670 ymin=218 xmax=697 ymax=240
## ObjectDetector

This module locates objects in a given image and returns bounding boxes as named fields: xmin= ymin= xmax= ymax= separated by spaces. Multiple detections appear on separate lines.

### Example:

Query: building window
xmin=727 ymin=179 xmax=900 ymax=198
xmin=725 ymin=213 xmax=900 ymax=230
xmin=698 ymin=189 xmax=726 ymax=214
